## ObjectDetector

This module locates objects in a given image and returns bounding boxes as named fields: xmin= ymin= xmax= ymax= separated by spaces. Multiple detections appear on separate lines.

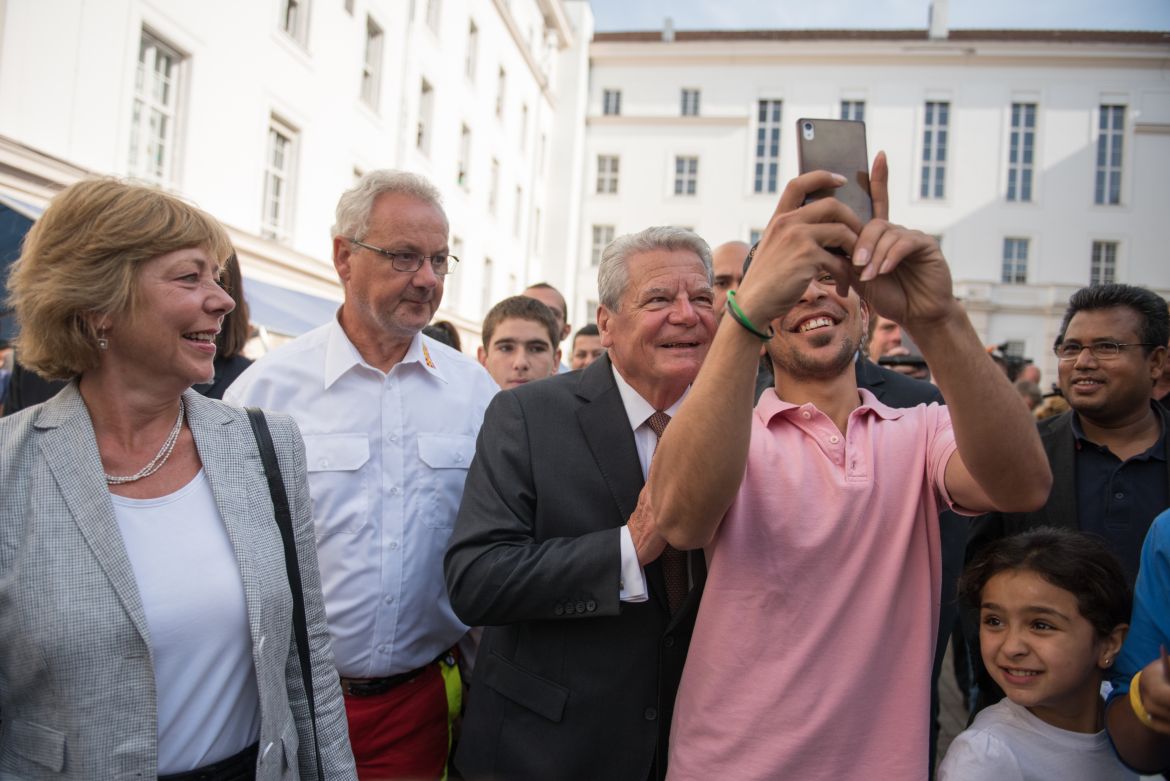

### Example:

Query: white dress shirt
xmin=225 ymin=318 xmax=497 ymax=678
xmin=610 ymin=364 xmax=690 ymax=604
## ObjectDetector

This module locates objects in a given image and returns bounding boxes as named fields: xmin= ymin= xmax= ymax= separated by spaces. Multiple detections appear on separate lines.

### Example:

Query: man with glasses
xmin=226 ymin=170 xmax=498 ymax=779
xmin=967 ymin=282 xmax=1169 ymax=709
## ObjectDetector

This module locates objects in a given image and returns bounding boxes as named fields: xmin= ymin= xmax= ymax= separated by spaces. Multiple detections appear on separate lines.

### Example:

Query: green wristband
xmin=725 ymin=290 xmax=774 ymax=340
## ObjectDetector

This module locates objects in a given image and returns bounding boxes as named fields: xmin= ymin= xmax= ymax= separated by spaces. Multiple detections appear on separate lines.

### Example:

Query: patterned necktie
xmin=646 ymin=411 xmax=688 ymax=613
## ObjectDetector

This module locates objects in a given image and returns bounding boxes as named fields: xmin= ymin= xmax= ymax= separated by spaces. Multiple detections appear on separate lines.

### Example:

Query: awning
xmin=0 ymin=194 xmax=42 ymax=343
xmin=242 ymin=276 xmax=340 ymax=338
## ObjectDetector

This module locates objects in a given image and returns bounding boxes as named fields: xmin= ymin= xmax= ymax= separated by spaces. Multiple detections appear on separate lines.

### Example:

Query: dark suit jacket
xmin=854 ymin=356 xmax=943 ymax=407
xmin=444 ymin=356 xmax=704 ymax=781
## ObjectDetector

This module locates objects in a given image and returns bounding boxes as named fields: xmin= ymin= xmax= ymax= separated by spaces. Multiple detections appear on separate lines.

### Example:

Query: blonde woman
xmin=0 ymin=179 xmax=355 ymax=780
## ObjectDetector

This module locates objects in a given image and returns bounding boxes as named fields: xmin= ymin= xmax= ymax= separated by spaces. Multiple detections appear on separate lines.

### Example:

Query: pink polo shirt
xmin=667 ymin=389 xmax=964 ymax=780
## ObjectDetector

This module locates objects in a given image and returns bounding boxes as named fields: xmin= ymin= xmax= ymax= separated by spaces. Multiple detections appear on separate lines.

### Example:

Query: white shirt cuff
xmin=619 ymin=526 xmax=649 ymax=602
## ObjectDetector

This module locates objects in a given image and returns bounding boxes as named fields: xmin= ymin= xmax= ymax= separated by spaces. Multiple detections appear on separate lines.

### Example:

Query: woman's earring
xmin=97 ymin=330 xmax=109 ymax=350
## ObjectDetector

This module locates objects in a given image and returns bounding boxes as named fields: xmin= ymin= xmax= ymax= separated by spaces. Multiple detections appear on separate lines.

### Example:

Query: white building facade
xmin=580 ymin=26 xmax=1170 ymax=382
xmin=0 ymin=0 xmax=590 ymax=347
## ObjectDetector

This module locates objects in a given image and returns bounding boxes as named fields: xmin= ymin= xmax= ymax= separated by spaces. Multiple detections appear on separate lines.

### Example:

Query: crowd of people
xmin=0 ymin=155 xmax=1168 ymax=781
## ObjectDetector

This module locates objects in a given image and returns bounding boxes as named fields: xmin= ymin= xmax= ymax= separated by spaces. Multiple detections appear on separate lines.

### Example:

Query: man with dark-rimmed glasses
xmin=227 ymin=170 xmax=498 ymax=779
xmin=968 ymin=282 xmax=1170 ymax=709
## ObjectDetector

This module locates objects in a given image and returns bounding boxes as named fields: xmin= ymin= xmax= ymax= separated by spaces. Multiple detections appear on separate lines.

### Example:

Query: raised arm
xmin=651 ymin=172 xmax=865 ymax=549
xmin=849 ymin=170 xmax=1050 ymax=512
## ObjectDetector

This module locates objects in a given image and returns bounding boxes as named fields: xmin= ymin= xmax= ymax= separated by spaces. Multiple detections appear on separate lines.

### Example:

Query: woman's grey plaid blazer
xmin=0 ymin=383 xmax=356 ymax=780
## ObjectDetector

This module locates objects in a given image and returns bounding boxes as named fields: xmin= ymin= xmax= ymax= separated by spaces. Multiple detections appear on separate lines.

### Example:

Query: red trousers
xmin=343 ymin=664 xmax=448 ymax=781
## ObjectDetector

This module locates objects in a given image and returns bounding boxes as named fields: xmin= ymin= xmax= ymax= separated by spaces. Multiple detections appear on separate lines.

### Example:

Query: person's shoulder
xmin=1035 ymin=409 xmax=1073 ymax=436
xmin=937 ymin=701 xmax=1027 ymax=780
xmin=857 ymin=359 xmax=943 ymax=406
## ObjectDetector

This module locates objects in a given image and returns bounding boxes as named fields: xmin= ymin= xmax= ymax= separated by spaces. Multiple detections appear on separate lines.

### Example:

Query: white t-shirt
xmin=938 ymin=698 xmax=1138 ymax=781
xmin=112 ymin=470 xmax=260 ymax=773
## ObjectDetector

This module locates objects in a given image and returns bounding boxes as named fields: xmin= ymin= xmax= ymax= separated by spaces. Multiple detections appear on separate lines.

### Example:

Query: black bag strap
xmin=246 ymin=407 xmax=324 ymax=780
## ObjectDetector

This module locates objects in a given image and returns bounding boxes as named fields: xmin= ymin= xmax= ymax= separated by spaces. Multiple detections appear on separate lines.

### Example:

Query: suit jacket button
xmin=586 ymin=600 xmax=597 ymax=612
xmin=554 ymin=603 xmax=564 ymax=616
xmin=575 ymin=601 xmax=586 ymax=613
xmin=664 ymin=635 xmax=675 ymax=648
xmin=644 ymin=707 xmax=658 ymax=721
xmin=565 ymin=602 xmax=576 ymax=614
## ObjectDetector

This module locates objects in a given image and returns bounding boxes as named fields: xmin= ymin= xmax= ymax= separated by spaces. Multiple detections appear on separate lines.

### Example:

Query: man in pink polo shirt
xmin=643 ymin=157 xmax=1052 ymax=780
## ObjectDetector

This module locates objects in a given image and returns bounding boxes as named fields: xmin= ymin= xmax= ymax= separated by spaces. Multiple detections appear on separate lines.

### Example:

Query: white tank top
xmin=112 ymin=470 xmax=260 ymax=773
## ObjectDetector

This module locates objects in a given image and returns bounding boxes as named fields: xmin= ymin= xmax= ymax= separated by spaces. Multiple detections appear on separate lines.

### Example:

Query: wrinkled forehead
xmin=625 ymin=249 xmax=710 ymax=296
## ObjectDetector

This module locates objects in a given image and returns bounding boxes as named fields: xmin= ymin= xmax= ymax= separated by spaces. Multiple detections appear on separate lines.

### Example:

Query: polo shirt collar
xmin=756 ymin=386 xmax=905 ymax=425
xmin=323 ymin=318 xmax=446 ymax=389
xmin=1070 ymin=402 xmax=1168 ymax=459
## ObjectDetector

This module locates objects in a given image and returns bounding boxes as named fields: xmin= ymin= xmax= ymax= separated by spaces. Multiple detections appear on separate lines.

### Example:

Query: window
xmin=840 ymin=100 xmax=865 ymax=122
xmin=520 ymin=104 xmax=528 ymax=150
xmin=1001 ymin=238 xmax=1028 ymax=284
xmin=458 ymin=124 xmax=471 ymax=186
xmin=128 ymin=32 xmax=182 ymax=185
xmin=496 ymin=67 xmax=506 ymax=118
xmin=361 ymin=17 xmax=383 ymax=110
xmin=1007 ymin=103 xmax=1035 ymax=202
xmin=262 ymin=117 xmax=297 ymax=240
xmin=596 ymin=155 xmax=619 ymax=194
xmin=681 ymin=89 xmax=700 ymax=117
xmin=513 ymin=186 xmax=523 ymax=236
xmin=417 ymin=79 xmax=434 ymax=154
xmin=674 ymin=156 xmax=698 ymax=196
xmin=1090 ymin=241 xmax=1118 ymax=286
xmin=591 ymin=225 xmax=615 ymax=265
xmin=481 ymin=256 xmax=494 ymax=316
xmin=445 ymin=236 xmax=464 ymax=313
xmin=280 ymin=0 xmax=310 ymax=46
xmin=465 ymin=22 xmax=478 ymax=80
xmin=754 ymin=99 xmax=782 ymax=194
xmin=1096 ymin=105 xmax=1125 ymax=205
xmin=920 ymin=101 xmax=949 ymax=200
xmin=602 ymin=89 xmax=621 ymax=116
xmin=489 ymin=158 xmax=499 ymax=213
xmin=425 ymin=0 xmax=441 ymax=34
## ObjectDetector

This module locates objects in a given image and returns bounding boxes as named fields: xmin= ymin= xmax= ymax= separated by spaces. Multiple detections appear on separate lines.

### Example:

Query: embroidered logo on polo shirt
xmin=422 ymin=343 xmax=436 ymax=369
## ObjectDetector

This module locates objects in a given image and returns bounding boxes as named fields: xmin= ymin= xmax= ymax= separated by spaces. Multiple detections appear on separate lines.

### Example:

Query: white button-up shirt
xmin=225 ymin=318 xmax=497 ymax=677
xmin=610 ymin=364 xmax=690 ymax=604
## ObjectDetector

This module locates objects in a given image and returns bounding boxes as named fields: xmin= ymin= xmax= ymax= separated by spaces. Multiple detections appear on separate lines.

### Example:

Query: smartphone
xmin=796 ymin=118 xmax=873 ymax=222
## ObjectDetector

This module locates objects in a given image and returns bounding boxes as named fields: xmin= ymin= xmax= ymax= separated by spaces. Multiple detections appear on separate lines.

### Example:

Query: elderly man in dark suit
xmin=445 ymin=226 xmax=715 ymax=781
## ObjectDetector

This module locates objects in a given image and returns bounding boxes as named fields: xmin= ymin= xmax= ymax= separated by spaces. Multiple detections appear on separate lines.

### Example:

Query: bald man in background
xmin=710 ymin=241 xmax=749 ymax=320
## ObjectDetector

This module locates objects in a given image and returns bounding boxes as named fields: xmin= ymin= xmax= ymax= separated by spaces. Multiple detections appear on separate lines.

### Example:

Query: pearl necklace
xmin=104 ymin=399 xmax=185 ymax=485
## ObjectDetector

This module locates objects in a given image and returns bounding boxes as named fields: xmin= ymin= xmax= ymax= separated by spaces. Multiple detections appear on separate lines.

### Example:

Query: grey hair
xmin=597 ymin=226 xmax=713 ymax=311
xmin=331 ymin=170 xmax=446 ymax=240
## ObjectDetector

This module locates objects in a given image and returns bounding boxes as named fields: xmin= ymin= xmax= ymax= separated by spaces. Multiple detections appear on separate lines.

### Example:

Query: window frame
xmin=128 ymin=30 xmax=184 ymax=186
xmin=920 ymin=100 xmax=950 ymax=200
xmin=261 ymin=115 xmax=298 ymax=241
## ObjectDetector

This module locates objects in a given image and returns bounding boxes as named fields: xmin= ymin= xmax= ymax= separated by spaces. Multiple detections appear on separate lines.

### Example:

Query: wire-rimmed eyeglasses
xmin=348 ymin=238 xmax=459 ymax=275
xmin=1053 ymin=341 xmax=1157 ymax=361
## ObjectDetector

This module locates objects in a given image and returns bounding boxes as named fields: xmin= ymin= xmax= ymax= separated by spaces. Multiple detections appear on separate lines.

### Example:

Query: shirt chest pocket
xmin=417 ymin=433 xmax=475 ymax=529
xmin=304 ymin=433 xmax=370 ymax=536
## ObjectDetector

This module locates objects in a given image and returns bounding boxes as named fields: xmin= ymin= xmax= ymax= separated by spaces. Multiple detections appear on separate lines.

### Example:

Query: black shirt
xmin=1071 ymin=402 xmax=1169 ymax=584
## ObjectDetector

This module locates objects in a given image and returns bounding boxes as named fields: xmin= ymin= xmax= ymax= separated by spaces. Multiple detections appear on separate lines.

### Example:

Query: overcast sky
xmin=588 ymin=0 xmax=1170 ymax=32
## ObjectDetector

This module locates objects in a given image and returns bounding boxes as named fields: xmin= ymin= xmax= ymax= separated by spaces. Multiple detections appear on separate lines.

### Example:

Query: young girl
xmin=939 ymin=527 xmax=1136 ymax=780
